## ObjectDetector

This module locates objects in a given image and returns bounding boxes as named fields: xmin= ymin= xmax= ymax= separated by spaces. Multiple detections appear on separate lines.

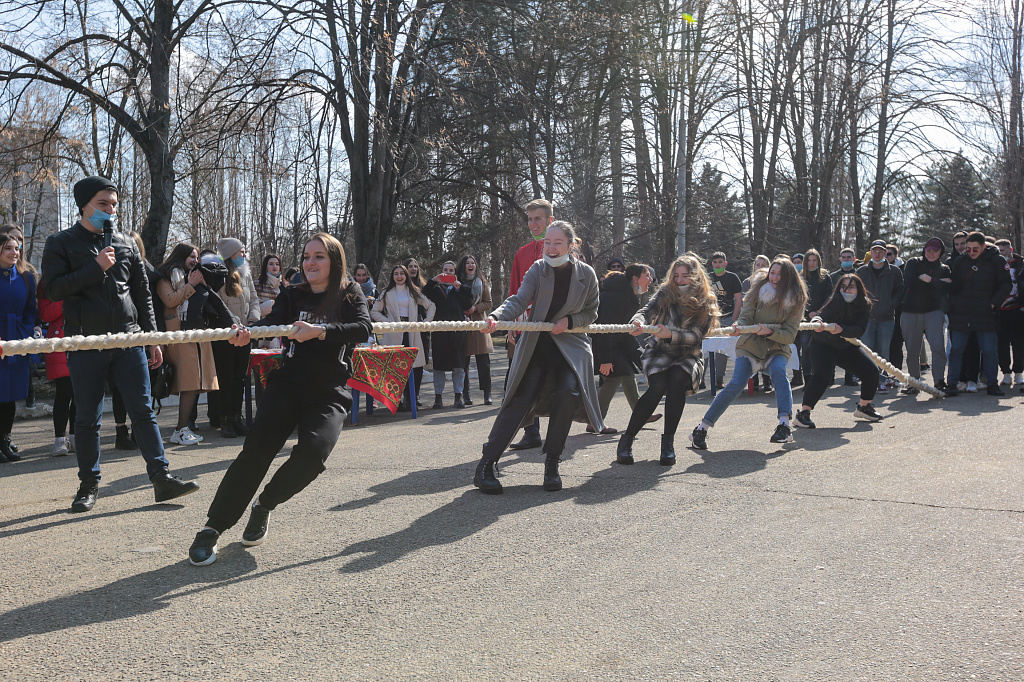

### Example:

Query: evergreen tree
xmin=687 ymin=163 xmax=749 ymax=265
xmin=912 ymin=155 xmax=992 ymax=247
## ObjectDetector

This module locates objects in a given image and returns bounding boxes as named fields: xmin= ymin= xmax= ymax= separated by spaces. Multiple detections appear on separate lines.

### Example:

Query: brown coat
xmin=465 ymin=280 xmax=494 ymax=356
xmin=157 ymin=270 xmax=219 ymax=394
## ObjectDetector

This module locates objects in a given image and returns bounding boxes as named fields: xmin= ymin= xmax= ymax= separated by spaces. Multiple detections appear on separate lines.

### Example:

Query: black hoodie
xmin=592 ymin=272 xmax=642 ymax=376
xmin=901 ymin=242 xmax=952 ymax=314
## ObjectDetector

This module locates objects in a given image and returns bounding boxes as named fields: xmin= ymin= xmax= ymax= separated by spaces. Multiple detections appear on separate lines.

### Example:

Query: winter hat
xmin=217 ymin=237 xmax=244 ymax=260
xmin=73 ymin=176 xmax=118 ymax=209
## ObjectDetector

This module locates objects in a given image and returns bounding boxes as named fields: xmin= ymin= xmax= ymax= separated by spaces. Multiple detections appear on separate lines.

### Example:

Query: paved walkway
xmin=1 ymin=372 xmax=1022 ymax=680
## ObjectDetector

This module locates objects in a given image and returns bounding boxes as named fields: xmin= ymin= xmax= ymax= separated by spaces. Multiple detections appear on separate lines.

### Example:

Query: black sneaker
xmin=509 ymin=434 xmax=543 ymax=450
xmin=770 ymin=423 xmax=794 ymax=443
xmin=987 ymin=385 xmax=1005 ymax=396
xmin=689 ymin=427 xmax=708 ymax=450
xmin=151 ymin=471 xmax=200 ymax=503
xmin=189 ymin=529 xmax=219 ymax=566
xmin=114 ymin=425 xmax=137 ymax=451
xmin=794 ymin=409 xmax=815 ymax=429
xmin=944 ymin=385 xmax=959 ymax=397
xmin=900 ymin=385 xmax=919 ymax=395
xmin=241 ymin=504 xmax=271 ymax=546
xmin=70 ymin=480 xmax=99 ymax=513
xmin=854 ymin=403 xmax=884 ymax=421
xmin=844 ymin=376 xmax=860 ymax=387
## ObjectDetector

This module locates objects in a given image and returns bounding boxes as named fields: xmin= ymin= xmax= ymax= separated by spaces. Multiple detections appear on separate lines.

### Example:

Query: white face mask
xmin=677 ymin=284 xmax=691 ymax=294
xmin=544 ymin=253 xmax=570 ymax=268
xmin=841 ymin=291 xmax=857 ymax=303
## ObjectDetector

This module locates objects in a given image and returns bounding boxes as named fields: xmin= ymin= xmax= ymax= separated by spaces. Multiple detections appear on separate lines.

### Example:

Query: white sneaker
xmin=957 ymin=381 xmax=968 ymax=392
xmin=966 ymin=381 xmax=978 ymax=393
xmin=67 ymin=434 xmax=75 ymax=453
xmin=51 ymin=437 xmax=69 ymax=457
xmin=978 ymin=379 xmax=987 ymax=390
xmin=1015 ymin=373 xmax=1024 ymax=386
xmin=1001 ymin=374 xmax=1013 ymax=385
xmin=170 ymin=427 xmax=202 ymax=446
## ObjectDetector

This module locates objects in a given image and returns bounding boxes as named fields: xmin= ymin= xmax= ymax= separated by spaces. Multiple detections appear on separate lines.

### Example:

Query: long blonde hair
xmin=743 ymin=256 xmax=808 ymax=316
xmin=651 ymin=253 xmax=719 ymax=330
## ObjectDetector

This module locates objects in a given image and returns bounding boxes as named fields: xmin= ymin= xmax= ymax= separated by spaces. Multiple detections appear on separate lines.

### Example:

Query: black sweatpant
xmin=482 ymin=352 xmax=578 ymax=460
xmin=53 ymin=376 xmax=76 ymax=437
xmin=625 ymin=365 xmax=692 ymax=438
xmin=802 ymin=342 xmax=880 ymax=408
xmin=205 ymin=374 xmax=347 ymax=533
xmin=960 ymin=332 xmax=981 ymax=383
xmin=211 ymin=339 xmax=251 ymax=420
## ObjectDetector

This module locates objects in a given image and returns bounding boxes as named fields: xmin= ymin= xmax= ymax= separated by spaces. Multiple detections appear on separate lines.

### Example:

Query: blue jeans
xmin=948 ymin=330 xmax=998 ymax=386
xmin=862 ymin=319 xmax=895 ymax=362
xmin=702 ymin=354 xmax=793 ymax=427
xmin=432 ymin=368 xmax=465 ymax=395
xmin=67 ymin=347 xmax=168 ymax=482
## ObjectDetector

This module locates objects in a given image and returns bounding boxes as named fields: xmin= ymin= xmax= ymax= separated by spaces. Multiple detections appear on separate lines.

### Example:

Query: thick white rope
xmin=0 ymin=319 xmax=942 ymax=398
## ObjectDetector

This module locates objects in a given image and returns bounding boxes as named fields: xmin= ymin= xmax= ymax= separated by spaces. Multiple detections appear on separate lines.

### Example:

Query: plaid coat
xmin=630 ymin=287 xmax=710 ymax=395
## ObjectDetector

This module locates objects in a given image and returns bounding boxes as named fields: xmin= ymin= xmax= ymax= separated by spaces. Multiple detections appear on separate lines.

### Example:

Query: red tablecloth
xmin=346 ymin=346 xmax=418 ymax=413
xmin=248 ymin=348 xmax=284 ymax=389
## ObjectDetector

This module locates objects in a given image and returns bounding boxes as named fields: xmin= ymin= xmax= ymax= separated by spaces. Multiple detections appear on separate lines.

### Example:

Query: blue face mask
xmin=841 ymin=259 xmax=854 ymax=269
xmin=232 ymin=255 xmax=245 ymax=268
xmin=794 ymin=264 xmax=803 ymax=273
xmin=86 ymin=208 xmax=113 ymax=231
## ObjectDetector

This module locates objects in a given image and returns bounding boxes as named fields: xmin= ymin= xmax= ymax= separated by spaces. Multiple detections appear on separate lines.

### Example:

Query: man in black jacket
xmin=41 ymin=176 xmax=199 ymax=512
xmin=945 ymin=232 xmax=1013 ymax=396
xmin=856 ymin=240 xmax=905 ymax=391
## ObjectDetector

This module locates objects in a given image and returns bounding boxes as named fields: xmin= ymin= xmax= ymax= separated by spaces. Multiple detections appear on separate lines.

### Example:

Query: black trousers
xmin=625 ymin=365 xmax=692 ymax=438
xmin=107 ymin=378 xmax=127 ymax=424
xmin=802 ymin=342 xmax=879 ymax=408
xmin=53 ymin=376 xmax=76 ymax=437
xmin=205 ymin=374 xmax=347 ymax=533
xmin=482 ymin=352 xmax=579 ymax=460
xmin=211 ymin=340 xmax=251 ymax=420
xmin=998 ymin=308 xmax=1024 ymax=374
xmin=0 ymin=401 xmax=15 ymax=438
xmin=463 ymin=353 xmax=492 ymax=398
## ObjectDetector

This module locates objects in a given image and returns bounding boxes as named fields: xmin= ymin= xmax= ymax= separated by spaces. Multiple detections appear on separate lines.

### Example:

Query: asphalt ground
xmin=1 ymin=355 xmax=1022 ymax=681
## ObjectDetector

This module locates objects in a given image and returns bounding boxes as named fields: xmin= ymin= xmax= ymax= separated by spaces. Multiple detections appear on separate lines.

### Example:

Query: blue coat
xmin=1 ymin=267 xmax=37 ymax=402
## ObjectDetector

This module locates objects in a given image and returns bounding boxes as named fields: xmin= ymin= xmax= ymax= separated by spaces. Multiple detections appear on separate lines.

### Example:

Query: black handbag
xmin=150 ymin=362 xmax=175 ymax=414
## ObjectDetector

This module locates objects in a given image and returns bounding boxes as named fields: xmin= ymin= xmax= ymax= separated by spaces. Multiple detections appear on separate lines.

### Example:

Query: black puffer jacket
xmin=592 ymin=273 xmax=642 ymax=377
xmin=948 ymin=244 xmax=1012 ymax=333
xmin=902 ymin=245 xmax=952 ymax=314
xmin=41 ymin=223 xmax=157 ymax=336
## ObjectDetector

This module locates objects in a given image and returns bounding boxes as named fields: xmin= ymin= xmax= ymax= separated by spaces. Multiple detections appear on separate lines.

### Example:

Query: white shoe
xmin=966 ymin=381 xmax=978 ymax=393
xmin=957 ymin=381 xmax=968 ymax=392
xmin=1001 ymin=374 xmax=1013 ymax=385
xmin=978 ymin=379 xmax=988 ymax=389
xmin=51 ymin=437 xmax=69 ymax=457
xmin=170 ymin=427 xmax=202 ymax=446
xmin=67 ymin=434 xmax=75 ymax=453
xmin=1015 ymin=373 xmax=1024 ymax=386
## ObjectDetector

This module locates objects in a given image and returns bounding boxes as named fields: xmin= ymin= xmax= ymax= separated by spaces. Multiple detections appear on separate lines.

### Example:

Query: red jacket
xmin=508 ymin=239 xmax=544 ymax=296
xmin=38 ymin=292 xmax=69 ymax=380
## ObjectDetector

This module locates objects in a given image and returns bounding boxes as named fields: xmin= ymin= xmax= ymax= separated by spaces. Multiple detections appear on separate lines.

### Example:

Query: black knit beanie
xmin=73 ymin=176 xmax=118 ymax=209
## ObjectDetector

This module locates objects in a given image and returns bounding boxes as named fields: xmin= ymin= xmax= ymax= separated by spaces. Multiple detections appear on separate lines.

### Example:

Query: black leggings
xmin=0 ymin=401 xmax=15 ymax=437
xmin=211 ymin=339 xmax=251 ymax=419
xmin=625 ymin=365 xmax=692 ymax=438
xmin=463 ymin=353 xmax=492 ymax=396
xmin=53 ymin=376 xmax=76 ymax=437
xmin=802 ymin=342 xmax=880 ymax=408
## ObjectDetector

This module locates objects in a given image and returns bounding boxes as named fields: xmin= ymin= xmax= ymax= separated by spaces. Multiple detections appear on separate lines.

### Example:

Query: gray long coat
xmin=491 ymin=259 xmax=605 ymax=431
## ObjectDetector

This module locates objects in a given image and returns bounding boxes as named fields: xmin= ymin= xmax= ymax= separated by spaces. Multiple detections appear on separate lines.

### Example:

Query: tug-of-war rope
xmin=0 ymin=320 xmax=943 ymax=398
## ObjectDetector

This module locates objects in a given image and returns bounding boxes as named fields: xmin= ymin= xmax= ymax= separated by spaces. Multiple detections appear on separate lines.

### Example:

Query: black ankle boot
xmin=543 ymin=453 xmax=562 ymax=491
xmin=432 ymin=394 xmax=444 ymax=409
xmin=454 ymin=393 xmax=466 ymax=409
xmin=616 ymin=433 xmax=635 ymax=465
xmin=0 ymin=435 xmax=19 ymax=462
xmin=115 ymin=425 xmax=137 ymax=451
xmin=473 ymin=452 xmax=503 ymax=495
xmin=659 ymin=434 xmax=676 ymax=466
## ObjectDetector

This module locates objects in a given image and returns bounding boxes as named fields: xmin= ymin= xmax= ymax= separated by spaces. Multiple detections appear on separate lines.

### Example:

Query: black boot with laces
xmin=543 ymin=453 xmax=562 ymax=492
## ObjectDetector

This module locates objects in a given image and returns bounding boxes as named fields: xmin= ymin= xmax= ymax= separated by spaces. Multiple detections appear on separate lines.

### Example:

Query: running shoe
xmin=854 ymin=403 xmax=884 ymax=421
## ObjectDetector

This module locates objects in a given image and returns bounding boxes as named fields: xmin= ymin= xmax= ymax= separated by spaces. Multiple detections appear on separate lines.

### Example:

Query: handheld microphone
xmin=103 ymin=219 xmax=114 ymax=249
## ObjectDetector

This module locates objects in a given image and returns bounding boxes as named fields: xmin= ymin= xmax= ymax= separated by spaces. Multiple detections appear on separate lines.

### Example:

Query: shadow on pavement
xmin=0 ymin=548 xmax=259 ymax=643
xmin=333 ymin=462 xmax=665 ymax=573
xmin=682 ymin=448 xmax=788 ymax=479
